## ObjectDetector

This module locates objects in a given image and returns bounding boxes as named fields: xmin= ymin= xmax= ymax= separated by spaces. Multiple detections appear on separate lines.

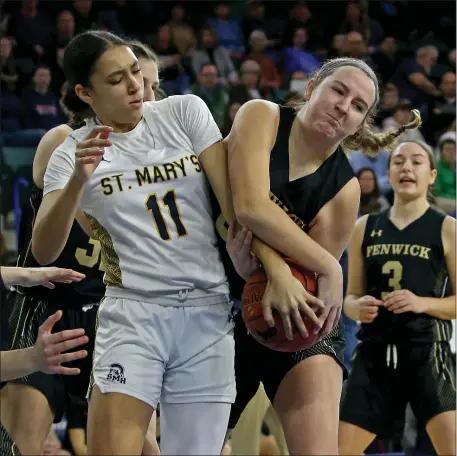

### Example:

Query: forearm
xmin=32 ymin=176 xmax=85 ymax=264
xmin=237 ymin=201 xmax=339 ymax=276
xmin=0 ymin=267 xmax=28 ymax=287
xmin=417 ymin=78 xmax=441 ymax=96
xmin=343 ymin=294 xmax=361 ymax=321
xmin=421 ymin=295 xmax=456 ymax=320
xmin=0 ymin=347 xmax=37 ymax=382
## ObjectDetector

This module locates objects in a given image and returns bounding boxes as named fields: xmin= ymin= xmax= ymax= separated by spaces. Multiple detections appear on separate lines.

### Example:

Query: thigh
xmin=162 ymin=300 xmax=235 ymax=405
xmin=160 ymin=402 xmax=231 ymax=456
xmin=0 ymin=382 xmax=55 ymax=455
xmin=90 ymin=297 xmax=167 ymax=409
xmin=87 ymin=385 xmax=154 ymax=456
xmin=408 ymin=342 xmax=456 ymax=425
xmin=340 ymin=343 xmax=407 ymax=436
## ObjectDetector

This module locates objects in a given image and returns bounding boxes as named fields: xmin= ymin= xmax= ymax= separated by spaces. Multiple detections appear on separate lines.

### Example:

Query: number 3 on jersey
xmin=145 ymin=190 xmax=188 ymax=241
xmin=381 ymin=260 xmax=403 ymax=299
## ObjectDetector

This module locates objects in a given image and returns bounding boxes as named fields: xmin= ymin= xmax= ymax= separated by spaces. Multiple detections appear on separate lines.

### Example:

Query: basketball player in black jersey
xmin=0 ymin=42 xmax=162 ymax=456
xmin=0 ymin=265 xmax=87 ymax=456
xmin=217 ymin=57 xmax=420 ymax=455
xmin=339 ymin=140 xmax=456 ymax=456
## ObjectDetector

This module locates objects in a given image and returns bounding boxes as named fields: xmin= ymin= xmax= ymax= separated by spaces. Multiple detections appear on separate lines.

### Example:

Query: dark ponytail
xmin=61 ymin=82 xmax=94 ymax=121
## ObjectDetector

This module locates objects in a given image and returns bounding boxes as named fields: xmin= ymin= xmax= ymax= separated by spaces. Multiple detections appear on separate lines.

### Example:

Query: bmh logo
xmin=107 ymin=363 xmax=126 ymax=384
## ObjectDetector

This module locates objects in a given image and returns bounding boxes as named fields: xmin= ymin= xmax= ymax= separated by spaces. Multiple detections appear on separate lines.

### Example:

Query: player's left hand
xmin=226 ymin=223 xmax=260 ymax=281
xmin=33 ymin=311 xmax=89 ymax=375
xmin=384 ymin=290 xmax=425 ymax=314
xmin=20 ymin=267 xmax=86 ymax=289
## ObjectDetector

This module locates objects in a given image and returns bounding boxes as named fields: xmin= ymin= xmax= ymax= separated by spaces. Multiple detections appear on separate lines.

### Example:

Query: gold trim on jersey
xmin=84 ymin=214 xmax=122 ymax=286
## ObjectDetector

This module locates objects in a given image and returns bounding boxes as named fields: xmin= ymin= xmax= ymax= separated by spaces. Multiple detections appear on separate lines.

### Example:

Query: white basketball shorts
xmin=90 ymin=295 xmax=236 ymax=408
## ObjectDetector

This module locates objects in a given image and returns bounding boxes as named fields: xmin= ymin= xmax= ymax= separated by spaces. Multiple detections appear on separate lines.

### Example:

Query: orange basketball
xmin=242 ymin=258 xmax=320 ymax=352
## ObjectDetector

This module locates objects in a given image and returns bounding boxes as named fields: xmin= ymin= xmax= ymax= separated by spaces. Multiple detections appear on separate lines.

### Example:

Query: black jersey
xmin=16 ymin=184 xmax=105 ymax=307
xmin=358 ymin=207 xmax=452 ymax=343
xmin=214 ymin=105 xmax=355 ymax=299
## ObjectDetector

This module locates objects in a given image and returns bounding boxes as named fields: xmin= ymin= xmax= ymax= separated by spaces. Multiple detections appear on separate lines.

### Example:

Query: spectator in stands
xmin=383 ymin=99 xmax=426 ymax=143
xmin=244 ymin=30 xmax=281 ymax=89
xmin=343 ymin=32 xmax=376 ymax=70
xmin=0 ymin=36 xmax=18 ymax=92
xmin=191 ymin=26 xmax=238 ymax=87
xmin=357 ymin=167 xmax=391 ymax=216
xmin=70 ymin=0 xmax=97 ymax=33
xmin=6 ymin=0 xmax=53 ymax=61
xmin=167 ymin=4 xmax=197 ymax=57
xmin=338 ymin=0 xmax=384 ymax=46
xmin=207 ymin=2 xmax=245 ymax=60
xmin=229 ymin=59 xmax=267 ymax=104
xmin=153 ymin=24 xmax=184 ymax=94
xmin=448 ymin=48 xmax=456 ymax=72
xmin=350 ymin=147 xmax=392 ymax=199
xmin=435 ymin=132 xmax=456 ymax=214
xmin=371 ymin=36 xmax=400 ymax=84
xmin=241 ymin=1 xmax=282 ymax=51
xmin=54 ymin=10 xmax=76 ymax=48
xmin=288 ymin=70 xmax=308 ymax=94
xmin=283 ymin=2 xmax=323 ymax=52
xmin=191 ymin=63 xmax=229 ymax=128
xmin=22 ymin=64 xmax=66 ymax=131
xmin=283 ymin=26 xmax=321 ymax=76
xmin=390 ymin=45 xmax=441 ymax=108
xmin=327 ymin=34 xmax=346 ymax=59
xmin=423 ymin=71 xmax=456 ymax=145
xmin=221 ymin=100 xmax=242 ymax=137
xmin=46 ymin=46 xmax=66 ymax=96
xmin=375 ymin=83 xmax=400 ymax=127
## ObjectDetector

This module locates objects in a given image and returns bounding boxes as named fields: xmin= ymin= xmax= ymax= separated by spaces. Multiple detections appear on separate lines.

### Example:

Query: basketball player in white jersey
xmin=31 ymin=30 xmax=239 ymax=455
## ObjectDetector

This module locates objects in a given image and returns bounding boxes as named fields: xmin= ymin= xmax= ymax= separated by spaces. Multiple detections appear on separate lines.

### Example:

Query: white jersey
xmin=44 ymin=95 xmax=229 ymax=302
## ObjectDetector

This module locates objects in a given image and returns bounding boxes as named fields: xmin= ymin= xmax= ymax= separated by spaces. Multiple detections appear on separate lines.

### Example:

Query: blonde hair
xmin=290 ymin=57 xmax=422 ymax=155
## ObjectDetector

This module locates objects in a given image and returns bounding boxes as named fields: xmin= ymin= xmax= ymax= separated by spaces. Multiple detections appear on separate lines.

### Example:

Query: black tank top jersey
xmin=16 ymin=122 xmax=105 ymax=307
xmin=358 ymin=208 xmax=452 ymax=343
xmin=213 ymin=105 xmax=356 ymax=300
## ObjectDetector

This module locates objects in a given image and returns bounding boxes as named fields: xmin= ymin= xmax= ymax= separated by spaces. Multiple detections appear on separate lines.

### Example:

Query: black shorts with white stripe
xmin=227 ymin=312 xmax=346 ymax=431
xmin=0 ymin=424 xmax=21 ymax=456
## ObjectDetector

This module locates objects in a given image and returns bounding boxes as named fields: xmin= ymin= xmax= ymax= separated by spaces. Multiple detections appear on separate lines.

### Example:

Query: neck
xmin=97 ymin=115 xmax=140 ymax=133
xmin=290 ymin=108 xmax=339 ymax=171
xmin=390 ymin=197 xmax=429 ymax=222
xmin=35 ymin=86 xmax=48 ymax=95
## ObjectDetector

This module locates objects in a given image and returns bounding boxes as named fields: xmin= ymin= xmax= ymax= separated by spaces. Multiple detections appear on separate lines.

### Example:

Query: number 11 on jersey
xmin=145 ymin=190 xmax=188 ymax=241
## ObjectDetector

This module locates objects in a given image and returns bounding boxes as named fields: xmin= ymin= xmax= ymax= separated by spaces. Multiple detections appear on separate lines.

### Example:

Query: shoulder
xmin=33 ymin=124 xmax=75 ymax=187
xmin=442 ymin=215 xmax=456 ymax=253
xmin=354 ymin=214 xmax=370 ymax=236
xmin=236 ymin=99 xmax=279 ymax=122
xmin=144 ymin=95 xmax=211 ymax=121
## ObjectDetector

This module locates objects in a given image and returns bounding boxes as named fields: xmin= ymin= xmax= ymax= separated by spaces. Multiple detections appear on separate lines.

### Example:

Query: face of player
xmin=76 ymin=45 xmax=144 ymax=131
xmin=389 ymin=142 xmax=437 ymax=201
xmin=138 ymin=57 xmax=159 ymax=102
xmin=304 ymin=66 xmax=376 ymax=143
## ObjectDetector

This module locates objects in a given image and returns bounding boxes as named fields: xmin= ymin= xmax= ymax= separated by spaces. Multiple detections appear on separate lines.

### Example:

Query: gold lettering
xmin=366 ymin=246 xmax=374 ymax=257
xmin=153 ymin=166 xmax=165 ymax=182
xmin=392 ymin=244 xmax=403 ymax=255
xmin=190 ymin=155 xmax=202 ymax=173
xmin=373 ymin=245 xmax=381 ymax=256
xmin=381 ymin=260 xmax=403 ymax=299
xmin=419 ymin=246 xmax=431 ymax=259
xmin=173 ymin=158 xmax=187 ymax=177
xmin=101 ymin=178 xmax=113 ymax=195
xmin=409 ymin=245 xmax=420 ymax=256
xmin=136 ymin=167 xmax=152 ymax=186
xmin=163 ymin=163 xmax=178 ymax=181
xmin=380 ymin=244 xmax=390 ymax=255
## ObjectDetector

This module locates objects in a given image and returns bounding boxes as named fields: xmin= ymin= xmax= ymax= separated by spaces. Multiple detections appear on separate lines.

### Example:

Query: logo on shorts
xmin=107 ymin=363 xmax=126 ymax=384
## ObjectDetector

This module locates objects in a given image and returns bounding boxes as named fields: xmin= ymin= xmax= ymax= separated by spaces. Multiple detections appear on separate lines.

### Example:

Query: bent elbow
xmin=234 ymin=197 xmax=268 ymax=227
xmin=31 ymin=230 xmax=57 ymax=265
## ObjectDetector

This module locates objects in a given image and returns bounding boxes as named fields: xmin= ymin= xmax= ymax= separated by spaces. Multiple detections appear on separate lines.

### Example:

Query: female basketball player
xmin=30 ymin=30 xmax=242 ymax=456
xmin=222 ymin=57 xmax=421 ymax=455
xmin=1 ymin=41 xmax=162 ymax=456
xmin=339 ymin=140 xmax=456 ymax=456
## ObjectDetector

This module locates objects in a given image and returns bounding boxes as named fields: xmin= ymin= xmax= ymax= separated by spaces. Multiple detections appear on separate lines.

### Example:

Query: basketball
xmin=242 ymin=258 xmax=320 ymax=352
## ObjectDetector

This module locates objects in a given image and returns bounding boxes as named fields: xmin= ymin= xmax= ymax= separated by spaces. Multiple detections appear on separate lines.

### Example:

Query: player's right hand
xmin=357 ymin=295 xmax=383 ymax=323
xmin=262 ymin=267 xmax=324 ymax=341
xmin=73 ymin=126 xmax=113 ymax=182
